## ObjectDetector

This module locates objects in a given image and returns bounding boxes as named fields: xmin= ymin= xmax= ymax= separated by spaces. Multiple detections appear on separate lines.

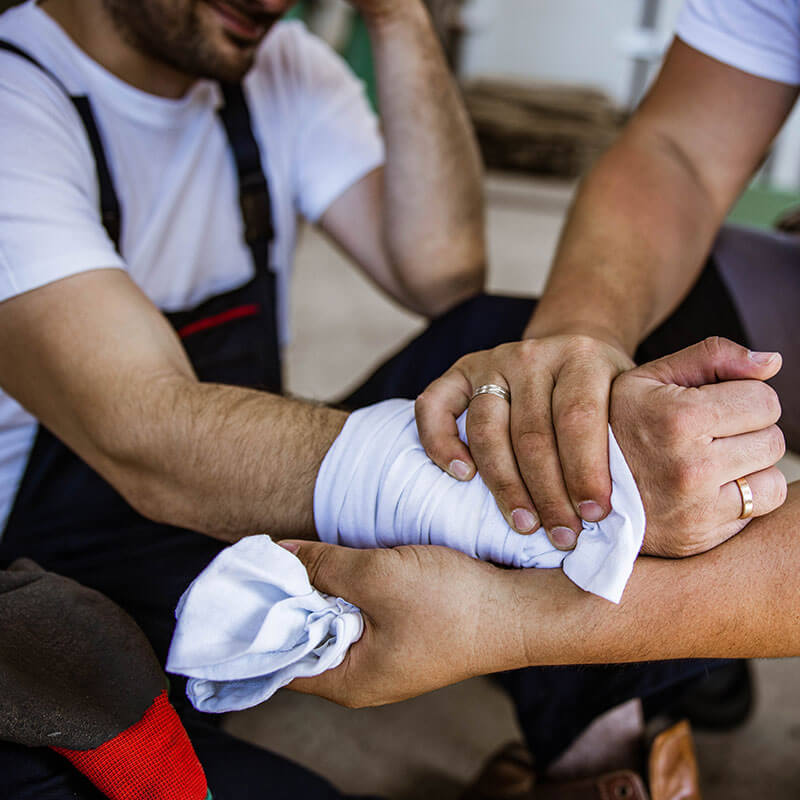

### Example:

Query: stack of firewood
xmin=463 ymin=79 xmax=626 ymax=178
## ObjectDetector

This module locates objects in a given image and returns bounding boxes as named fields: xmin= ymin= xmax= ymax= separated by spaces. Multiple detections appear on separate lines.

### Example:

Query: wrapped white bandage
xmin=166 ymin=535 xmax=363 ymax=713
xmin=315 ymin=399 xmax=646 ymax=604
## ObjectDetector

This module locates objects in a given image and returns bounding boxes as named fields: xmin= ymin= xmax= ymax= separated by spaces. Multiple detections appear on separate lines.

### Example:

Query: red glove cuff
xmin=53 ymin=690 xmax=208 ymax=800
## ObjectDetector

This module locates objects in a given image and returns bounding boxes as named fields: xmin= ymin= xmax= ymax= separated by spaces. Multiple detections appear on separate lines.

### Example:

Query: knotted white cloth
xmin=166 ymin=535 xmax=363 ymax=713
xmin=314 ymin=399 xmax=646 ymax=604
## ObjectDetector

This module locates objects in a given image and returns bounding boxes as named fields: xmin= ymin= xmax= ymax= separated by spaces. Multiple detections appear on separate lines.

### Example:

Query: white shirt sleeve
xmin=0 ymin=56 xmax=125 ymax=304
xmin=273 ymin=22 xmax=384 ymax=223
xmin=676 ymin=0 xmax=800 ymax=85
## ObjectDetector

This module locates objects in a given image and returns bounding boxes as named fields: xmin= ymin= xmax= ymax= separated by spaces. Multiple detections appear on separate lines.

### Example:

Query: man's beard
xmin=102 ymin=0 xmax=281 ymax=84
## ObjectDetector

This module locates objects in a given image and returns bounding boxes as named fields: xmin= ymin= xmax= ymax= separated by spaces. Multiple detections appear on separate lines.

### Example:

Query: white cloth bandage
xmin=314 ymin=399 xmax=646 ymax=604
xmin=166 ymin=535 xmax=363 ymax=713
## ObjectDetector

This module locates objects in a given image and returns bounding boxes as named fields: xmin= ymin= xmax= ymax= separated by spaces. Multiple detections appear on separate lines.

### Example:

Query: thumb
xmin=278 ymin=539 xmax=354 ymax=598
xmin=635 ymin=337 xmax=781 ymax=387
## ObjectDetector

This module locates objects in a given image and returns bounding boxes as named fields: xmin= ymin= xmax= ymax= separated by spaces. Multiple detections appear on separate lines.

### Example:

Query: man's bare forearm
xmin=485 ymin=482 xmax=800 ymax=673
xmin=525 ymin=126 xmax=722 ymax=354
xmin=101 ymin=378 xmax=347 ymax=542
xmin=0 ymin=270 xmax=348 ymax=543
xmin=365 ymin=2 xmax=486 ymax=313
xmin=526 ymin=40 xmax=799 ymax=354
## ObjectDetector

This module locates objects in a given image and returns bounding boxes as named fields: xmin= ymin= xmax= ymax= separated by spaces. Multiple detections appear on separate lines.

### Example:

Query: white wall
xmin=461 ymin=0 xmax=684 ymax=106
xmin=460 ymin=0 xmax=800 ymax=188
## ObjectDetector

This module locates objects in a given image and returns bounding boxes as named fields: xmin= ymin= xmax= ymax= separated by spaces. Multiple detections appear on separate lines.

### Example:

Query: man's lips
xmin=205 ymin=0 xmax=269 ymax=42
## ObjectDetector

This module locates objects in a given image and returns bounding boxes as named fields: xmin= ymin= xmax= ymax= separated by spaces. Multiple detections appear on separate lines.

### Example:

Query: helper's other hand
xmin=283 ymin=539 xmax=507 ymax=708
xmin=415 ymin=333 xmax=634 ymax=549
xmin=610 ymin=337 xmax=787 ymax=557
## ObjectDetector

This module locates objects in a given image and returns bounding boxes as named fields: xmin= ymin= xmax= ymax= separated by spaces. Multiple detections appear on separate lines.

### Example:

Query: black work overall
xmin=0 ymin=40 xmax=738 ymax=800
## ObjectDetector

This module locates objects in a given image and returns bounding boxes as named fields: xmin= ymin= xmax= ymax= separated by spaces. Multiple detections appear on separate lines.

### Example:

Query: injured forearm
xmin=108 ymin=377 xmax=347 ymax=542
xmin=314 ymin=399 xmax=646 ymax=602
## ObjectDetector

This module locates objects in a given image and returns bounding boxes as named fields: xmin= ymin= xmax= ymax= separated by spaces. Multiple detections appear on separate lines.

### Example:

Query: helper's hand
xmin=416 ymin=333 xmax=634 ymax=548
xmin=610 ymin=337 xmax=787 ymax=557
xmin=282 ymin=540 xmax=508 ymax=708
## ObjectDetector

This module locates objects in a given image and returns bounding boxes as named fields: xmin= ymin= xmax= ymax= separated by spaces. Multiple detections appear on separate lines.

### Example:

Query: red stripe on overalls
xmin=177 ymin=304 xmax=261 ymax=338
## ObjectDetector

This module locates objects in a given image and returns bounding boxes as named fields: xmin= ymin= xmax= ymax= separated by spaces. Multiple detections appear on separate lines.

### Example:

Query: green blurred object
xmin=285 ymin=1 xmax=378 ymax=110
xmin=284 ymin=2 xmax=309 ymax=21
xmin=341 ymin=14 xmax=378 ymax=110
xmin=727 ymin=184 xmax=799 ymax=230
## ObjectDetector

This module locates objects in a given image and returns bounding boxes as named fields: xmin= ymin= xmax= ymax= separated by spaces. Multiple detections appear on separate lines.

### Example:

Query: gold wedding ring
xmin=471 ymin=384 xmax=511 ymax=404
xmin=735 ymin=477 xmax=754 ymax=520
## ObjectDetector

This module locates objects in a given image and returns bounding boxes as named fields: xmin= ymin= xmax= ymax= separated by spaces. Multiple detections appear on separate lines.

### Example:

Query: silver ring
xmin=471 ymin=384 xmax=511 ymax=404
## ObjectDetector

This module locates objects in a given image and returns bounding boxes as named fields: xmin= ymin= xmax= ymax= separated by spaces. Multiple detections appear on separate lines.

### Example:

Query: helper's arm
xmin=528 ymin=39 xmax=797 ymax=351
xmin=318 ymin=0 xmax=486 ymax=317
xmin=415 ymin=40 xmax=799 ymax=546
xmin=512 ymin=481 xmax=800 ymax=667
xmin=0 ymin=270 xmax=344 ymax=541
xmin=287 ymin=481 xmax=800 ymax=709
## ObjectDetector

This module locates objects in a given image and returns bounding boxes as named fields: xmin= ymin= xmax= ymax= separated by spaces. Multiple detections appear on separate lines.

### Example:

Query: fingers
xmin=509 ymin=373 xmax=582 ymax=549
xmin=711 ymin=425 xmax=786 ymax=485
xmin=637 ymin=337 xmax=782 ymax=387
xmin=416 ymin=369 xmax=475 ymax=481
xmin=716 ymin=465 xmax=788 ymax=527
xmin=466 ymin=384 xmax=539 ymax=534
xmin=697 ymin=380 xmax=782 ymax=437
xmin=551 ymin=359 xmax=614 ymax=524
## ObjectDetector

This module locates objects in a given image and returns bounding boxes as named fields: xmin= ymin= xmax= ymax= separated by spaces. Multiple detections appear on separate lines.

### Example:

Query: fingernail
xmin=511 ymin=508 xmax=538 ymax=533
xmin=278 ymin=541 xmax=300 ymax=554
xmin=549 ymin=527 xmax=578 ymax=550
xmin=449 ymin=459 xmax=473 ymax=481
xmin=578 ymin=501 xmax=605 ymax=522
xmin=749 ymin=350 xmax=779 ymax=365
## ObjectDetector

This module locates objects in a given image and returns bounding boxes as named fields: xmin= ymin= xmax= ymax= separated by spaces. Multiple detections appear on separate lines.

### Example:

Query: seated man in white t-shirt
xmin=0 ymin=0 xmax=791 ymax=798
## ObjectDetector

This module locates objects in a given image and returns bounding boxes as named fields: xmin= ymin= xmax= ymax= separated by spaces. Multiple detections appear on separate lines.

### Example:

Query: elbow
xmin=97 ymin=450 xmax=184 ymax=529
xmin=400 ymin=249 xmax=487 ymax=318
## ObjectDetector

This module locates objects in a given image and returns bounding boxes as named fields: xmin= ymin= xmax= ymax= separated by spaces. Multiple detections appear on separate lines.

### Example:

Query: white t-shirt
xmin=676 ymin=0 xmax=800 ymax=85
xmin=0 ymin=1 xmax=384 ymax=530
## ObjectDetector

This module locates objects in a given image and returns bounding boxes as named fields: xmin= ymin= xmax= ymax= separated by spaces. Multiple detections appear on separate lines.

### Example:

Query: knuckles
xmin=658 ymin=396 xmax=705 ymax=444
xmin=775 ymin=473 xmax=789 ymax=508
xmin=766 ymin=425 xmax=787 ymax=463
xmin=698 ymin=335 xmax=739 ymax=364
xmin=670 ymin=454 xmax=714 ymax=497
xmin=758 ymin=384 xmax=783 ymax=424
xmin=554 ymin=398 xmax=603 ymax=431
xmin=513 ymin=429 xmax=551 ymax=463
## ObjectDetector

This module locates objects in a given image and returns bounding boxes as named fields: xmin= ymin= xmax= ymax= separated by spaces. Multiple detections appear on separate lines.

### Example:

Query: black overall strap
xmin=0 ymin=40 xmax=122 ymax=251
xmin=217 ymin=82 xmax=275 ymax=272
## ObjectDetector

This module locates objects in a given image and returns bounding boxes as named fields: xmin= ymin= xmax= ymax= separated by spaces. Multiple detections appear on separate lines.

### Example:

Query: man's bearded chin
xmin=102 ymin=0 xmax=282 ymax=83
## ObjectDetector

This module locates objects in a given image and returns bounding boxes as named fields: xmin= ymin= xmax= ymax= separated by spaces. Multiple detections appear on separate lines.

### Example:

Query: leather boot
xmin=462 ymin=720 xmax=702 ymax=800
